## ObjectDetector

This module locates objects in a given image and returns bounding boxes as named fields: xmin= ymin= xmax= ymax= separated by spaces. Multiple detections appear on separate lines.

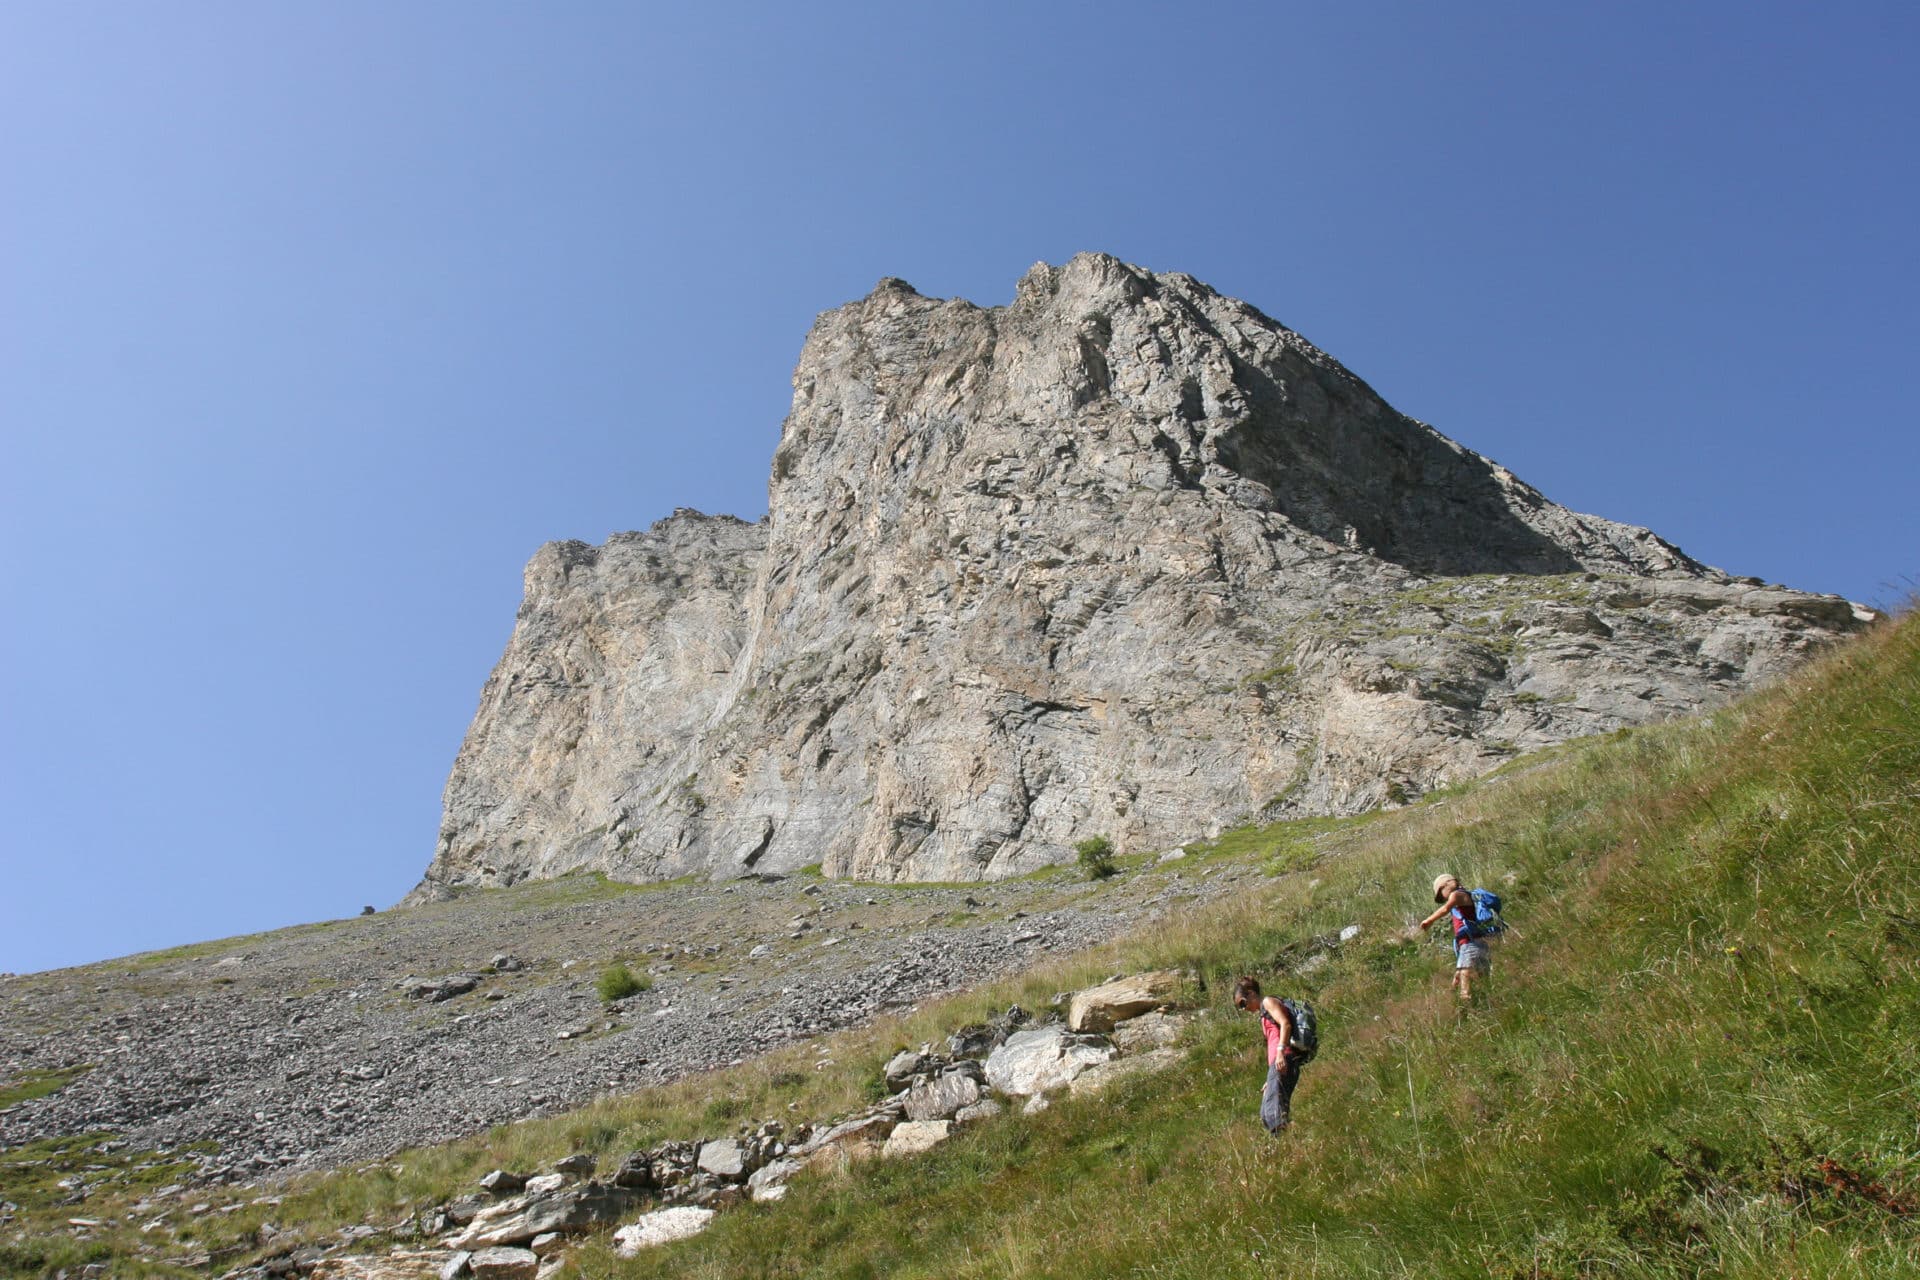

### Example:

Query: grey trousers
xmin=1261 ymin=1057 xmax=1301 ymax=1132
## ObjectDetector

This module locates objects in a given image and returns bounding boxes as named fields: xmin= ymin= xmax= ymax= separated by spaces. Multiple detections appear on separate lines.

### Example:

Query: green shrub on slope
xmin=1075 ymin=835 xmax=1117 ymax=880
xmin=596 ymin=961 xmax=650 ymax=1003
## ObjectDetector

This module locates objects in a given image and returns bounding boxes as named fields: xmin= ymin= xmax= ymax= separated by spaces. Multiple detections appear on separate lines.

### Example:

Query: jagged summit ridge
xmin=407 ymin=255 xmax=1864 ymax=901
xmin=801 ymin=254 xmax=1701 ymax=580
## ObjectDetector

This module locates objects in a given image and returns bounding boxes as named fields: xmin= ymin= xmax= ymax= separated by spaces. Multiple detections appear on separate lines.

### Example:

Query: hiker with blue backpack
xmin=1416 ymin=874 xmax=1504 ymax=1002
xmin=1232 ymin=975 xmax=1316 ymax=1132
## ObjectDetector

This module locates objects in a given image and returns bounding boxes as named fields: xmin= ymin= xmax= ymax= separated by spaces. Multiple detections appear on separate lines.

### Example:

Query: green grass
xmin=116 ymin=919 xmax=350 ymax=972
xmin=0 ymin=1133 xmax=209 ymax=1279
xmin=573 ymin=612 xmax=1920 ymax=1278
xmin=1178 ymin=808 xmax=1385 ymax=877
xmin=0 ymin=1066 xmax=89 ymax=1109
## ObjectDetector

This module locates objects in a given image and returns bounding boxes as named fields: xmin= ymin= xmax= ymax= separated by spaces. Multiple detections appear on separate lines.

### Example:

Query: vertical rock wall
xmin=407 ymin=255 xmax=1868 ymax=901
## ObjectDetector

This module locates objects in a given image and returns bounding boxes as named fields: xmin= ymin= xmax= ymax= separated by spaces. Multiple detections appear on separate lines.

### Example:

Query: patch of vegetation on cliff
xmin=1073 ymin=835 xmax=1117 ymax=880
xmin=1248 ymin=572 xmax=1610 ymax=683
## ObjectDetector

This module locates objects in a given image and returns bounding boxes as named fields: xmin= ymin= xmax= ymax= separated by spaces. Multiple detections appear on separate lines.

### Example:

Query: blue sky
xmin=2 ymin=3 xmax=1914 ymax=974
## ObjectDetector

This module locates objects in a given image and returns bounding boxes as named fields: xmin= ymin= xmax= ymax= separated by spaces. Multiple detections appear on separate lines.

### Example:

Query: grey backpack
xmin=1267 ymin=999 xmax=1318 ymax=1062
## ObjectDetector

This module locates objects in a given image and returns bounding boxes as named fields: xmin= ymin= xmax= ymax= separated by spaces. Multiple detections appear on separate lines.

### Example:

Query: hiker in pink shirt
xmin=1233 ymin=975 xmax=1311 ymax=1132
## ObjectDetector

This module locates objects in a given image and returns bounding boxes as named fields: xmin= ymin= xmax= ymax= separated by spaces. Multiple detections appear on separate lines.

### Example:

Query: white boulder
xmin=984 ymin=1025 xmax=1115 ymax=1096
xmin=612 ymin=1207 xmax=717 ymax=1256
xmin=881 ymin=1120 xmax=951 ymax=1158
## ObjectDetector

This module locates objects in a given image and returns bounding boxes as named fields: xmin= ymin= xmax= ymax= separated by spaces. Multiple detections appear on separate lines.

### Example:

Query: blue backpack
xmin=1465 ymin=888 xmax=1505 ymax=938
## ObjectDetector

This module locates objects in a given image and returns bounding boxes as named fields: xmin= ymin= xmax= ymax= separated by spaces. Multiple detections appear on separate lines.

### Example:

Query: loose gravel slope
xmin=0 ymin=859 xmax=1253 ymax=1182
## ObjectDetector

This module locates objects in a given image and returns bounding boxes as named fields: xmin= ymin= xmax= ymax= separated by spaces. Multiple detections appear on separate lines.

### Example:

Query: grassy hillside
xmin=6 ymin=613 xmax=1914 ymax=1278
xmin=575 ymin=610 xmax=1919 ymax=1279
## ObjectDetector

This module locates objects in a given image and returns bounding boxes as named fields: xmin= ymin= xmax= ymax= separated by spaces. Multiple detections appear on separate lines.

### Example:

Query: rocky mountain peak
xmin=406 ymin=258 xmax=1865 ymax=902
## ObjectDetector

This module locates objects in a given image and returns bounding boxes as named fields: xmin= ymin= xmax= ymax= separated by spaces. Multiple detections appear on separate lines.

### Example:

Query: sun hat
xmin=1432 ymin=873 xmax=1459 ymax=904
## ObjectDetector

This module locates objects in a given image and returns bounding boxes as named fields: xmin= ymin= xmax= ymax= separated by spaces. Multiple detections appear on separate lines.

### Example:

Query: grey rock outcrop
xmin=467 ymin=1248 xmax=538 ymax=1280
xmin=983 ymin=1025 xmax=1116 ymax=1097
xmin=883 ymin=1049 xmax=929 ymax=1088
xmin=903 ymin=1070 xmax=983 ymax=1122
xmin=409 ymin=254 xmax=1869 ymax=899
xmin=304 ymin=1250 xmax=461 ymax=1280
xmin=746 ymin=1158 xmax=804 ymax=1202
xmin=400 ymin=974 xmax=483 ymax=1002
xmin=449 ymin=1181 xmax=644 ymax=1250
xmin=611 ymin=1206 xmax=716 ymax=1256
xmin=477 ymin=1170 xmax=527 ymax=1196
xmin=695 ymin=1138 xmax=762 ymax=1180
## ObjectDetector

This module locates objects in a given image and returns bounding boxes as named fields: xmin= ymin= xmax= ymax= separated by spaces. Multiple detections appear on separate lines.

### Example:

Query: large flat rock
xmin=984 ymin=1025 xmax=1115 ymax=1097
xmin=882 ymin=1120 xmax=952 ymax=1158
xmin=612 ymin=1206 xmax=717 ymax=1256
xmin=450 ymin=1182 xmax=646 ymax=1250
xmin=1067 ymin=970 xmax=1184 ymax=1032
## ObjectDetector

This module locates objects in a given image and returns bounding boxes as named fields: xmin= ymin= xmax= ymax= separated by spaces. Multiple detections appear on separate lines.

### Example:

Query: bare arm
xmin=1261 ymin=995 xmax=1291 ymax=1044
xmin=1418 ymin=889 xmax=1471 ymax=931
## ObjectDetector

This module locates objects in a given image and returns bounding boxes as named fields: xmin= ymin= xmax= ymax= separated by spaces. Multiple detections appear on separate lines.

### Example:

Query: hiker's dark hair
xmin=1232 ymin=975 xmax=1263 ymax=1008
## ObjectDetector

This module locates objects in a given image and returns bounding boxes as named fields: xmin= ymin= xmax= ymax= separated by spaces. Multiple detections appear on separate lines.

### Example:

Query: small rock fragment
xmin=478 ymin=1171 xmax=527 ymax=1197
xmin=882 ymin=1120 xmax=951 ymax=1158
xmin=468 ymin=1246 xmax=539 ymax=1280
xmin=954 ymin=1098 xmax=1005 ymax=1124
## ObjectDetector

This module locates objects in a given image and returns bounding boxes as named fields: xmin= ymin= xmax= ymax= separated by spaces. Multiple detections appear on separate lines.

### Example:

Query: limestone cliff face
xmin=424 ymin=516 xmax=764 ymax=890
xmin=406 ymin=255 xmax=1868 ymax=900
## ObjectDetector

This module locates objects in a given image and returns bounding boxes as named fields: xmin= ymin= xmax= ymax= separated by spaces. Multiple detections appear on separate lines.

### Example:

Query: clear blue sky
xmin=3 ymin=3 xmax=1914 ymax=974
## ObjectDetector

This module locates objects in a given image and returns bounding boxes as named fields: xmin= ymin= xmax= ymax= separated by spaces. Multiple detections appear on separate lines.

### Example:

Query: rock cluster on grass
xmin=216 ymin=970 xmax=1194 ymax=1278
